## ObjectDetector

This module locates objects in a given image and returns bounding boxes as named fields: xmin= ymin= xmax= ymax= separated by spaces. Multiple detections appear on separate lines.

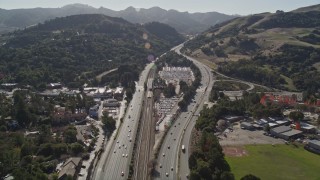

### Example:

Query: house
xmin=58 ymin=157 xmax=82 ymax=180
xmin=270 ymin=126 xmax=303 ymax=140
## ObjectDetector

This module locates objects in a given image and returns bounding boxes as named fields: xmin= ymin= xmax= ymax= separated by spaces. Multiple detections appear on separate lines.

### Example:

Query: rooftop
xmin=281 ymin=129 xmax=302 ymax=137
xmin=271 ymin=126 xmax=292 ymax=134
xmin=58 ymin=157 xmax=81 ymax=179
xmin=309 ymin=140 xmax=320 ymax=146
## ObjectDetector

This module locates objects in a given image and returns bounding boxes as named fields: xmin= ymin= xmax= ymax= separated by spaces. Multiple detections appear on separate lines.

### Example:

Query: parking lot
xmin=219 ymin=123 xmax=284 ymax=146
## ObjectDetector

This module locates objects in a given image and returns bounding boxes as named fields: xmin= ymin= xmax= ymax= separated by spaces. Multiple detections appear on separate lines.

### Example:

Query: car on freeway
xmin=167 ymin=145 xmax=170 ymax=149
xmin=162 ymin=153 xmax=165 ymax=157
xmin=122 ymin=154 xmax=125 ymax=157
xmin=159 ymin=164 xmax=162 ymax=168
xmin=171 ymin=167 xmax=173 ymax=171
xmin=121 ymin=171 xmax=124 ymax=176
xmin=166 ymin=172 xmax=169 ymax=177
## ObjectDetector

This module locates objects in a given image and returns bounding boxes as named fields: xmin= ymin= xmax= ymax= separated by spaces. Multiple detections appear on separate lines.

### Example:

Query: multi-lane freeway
xmin=134 ymin=68 xmax=156 ymax=180
xmin=92 ymin=62 xmax=154 ymax=180
xmin=92 ymin=42 xmax=214 ymax=180
xmin=154 ymin=44 xmax=214 ymax=180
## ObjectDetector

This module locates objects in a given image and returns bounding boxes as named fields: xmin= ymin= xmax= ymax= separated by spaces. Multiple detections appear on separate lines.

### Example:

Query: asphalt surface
xmin=92 ymin=62 xmax=154 ymax=180
xmin=177 ymin=45 xmax=214 ymax=180
xmin=134 ymin=68 xmax=155 ymax=180
xmin=154 ymin=44 xmax=214 ymax=180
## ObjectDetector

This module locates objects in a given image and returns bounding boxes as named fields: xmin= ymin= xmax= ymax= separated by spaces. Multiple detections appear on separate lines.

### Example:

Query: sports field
xmin=225 ymin=144 xmax=320 ymax=180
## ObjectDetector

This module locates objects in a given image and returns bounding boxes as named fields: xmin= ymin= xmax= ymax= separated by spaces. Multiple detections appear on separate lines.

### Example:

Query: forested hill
xmin=0 ymin=4 xmax=237 ymax=34
xmin=182 ymin=4 xmax=320 ymax=94
xmin=0 ymin=14 xmax=184 ymax=89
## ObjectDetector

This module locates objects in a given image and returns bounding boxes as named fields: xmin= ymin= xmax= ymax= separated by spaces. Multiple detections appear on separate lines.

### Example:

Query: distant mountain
xmin=0 ymin=14 xmax=184 ymax=88
xmin=182 ymin=4 xmax=320 ymax=93
xmin=0 ymin=4 xmax=237 ymax=34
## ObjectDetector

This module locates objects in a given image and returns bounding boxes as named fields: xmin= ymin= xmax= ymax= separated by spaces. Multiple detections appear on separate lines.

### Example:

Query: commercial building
xmin=270 ymin=126 xmax=303 ymax=140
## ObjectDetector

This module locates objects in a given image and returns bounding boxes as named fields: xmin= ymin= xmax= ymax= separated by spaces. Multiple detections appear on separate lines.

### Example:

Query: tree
xmin=64 ymin=126 xmax=77 ymax=143
xmin=220 ymin=171 xmax=235 ymax=180
xmin=289 ymin=111 xmax=304 ymax=122
xmin=240 ymin=174 xmax=261 ymax=180
xmin=189 ymin=153 xmax=198 ymax=170
xmin=164 ymin=83 xmax=176 ymax=98
xmin=70 ymin=142 xmax=84 ymax=155
xmin=102 ymin=112 xmax=116 ymax=137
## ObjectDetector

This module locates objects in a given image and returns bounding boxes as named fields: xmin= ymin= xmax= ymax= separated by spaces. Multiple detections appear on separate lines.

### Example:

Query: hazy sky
xmin=1 ymin=0 xmax=319 ymax=15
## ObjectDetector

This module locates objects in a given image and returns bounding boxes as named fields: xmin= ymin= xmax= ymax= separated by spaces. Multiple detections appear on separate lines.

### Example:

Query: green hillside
xmin=0 ymin=14 xmax=184 ymax=89
xmin=182 ymin=4 xmax=320 ymax=94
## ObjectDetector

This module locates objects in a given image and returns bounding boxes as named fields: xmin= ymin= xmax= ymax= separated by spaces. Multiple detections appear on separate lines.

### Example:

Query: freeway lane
xmin=177 ymin=47 xmax=214 ymax=179
xmin=93 ymin=62 xmax=154 ymax=180
xmin=155 ymin=44 xmax=213 ymax=180
xmin=134 ymin=68 xmax=155 ymax=180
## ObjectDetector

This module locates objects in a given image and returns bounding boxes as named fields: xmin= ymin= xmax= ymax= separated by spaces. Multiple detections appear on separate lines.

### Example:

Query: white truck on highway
xmin=182 ymin=145 xmax=185 ymax=153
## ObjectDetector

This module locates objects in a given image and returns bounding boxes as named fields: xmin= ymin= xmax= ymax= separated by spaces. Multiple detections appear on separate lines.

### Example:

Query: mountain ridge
xmin=0 ymin=4 xmax=237 ymax=34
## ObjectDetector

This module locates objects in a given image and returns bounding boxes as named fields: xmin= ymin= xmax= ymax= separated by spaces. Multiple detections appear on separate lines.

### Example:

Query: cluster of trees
xmin=0 ymin=91 xmax=97 ymax=178
xmin=254 ymin=44 xmax=320 ymax=93
xmin=298 ymin=33 xmax=320 ymax=45
xmin=163 ymin=83 xmax=176 ymax=98
xmin=218 ymin=59 xmax=286 ymax=89
xmin=198 ymin=92 xmax=282 ymax=130
xmin=100 ymin=64 xmax=139 ymax=102
xmin=0 ymin=14 xmax=183 ymax=90
xmin=189 ymin=131 xmax=234 ymax=179
xmin=0 ymin=90 xmax=95 ymax=129
xmin=257 ymin=11 xmax=320 ymax=29
xmin=101 ymin=112 xmax=116 ymax=137
xmin=0 ymin=124 xmax=86 ymax=179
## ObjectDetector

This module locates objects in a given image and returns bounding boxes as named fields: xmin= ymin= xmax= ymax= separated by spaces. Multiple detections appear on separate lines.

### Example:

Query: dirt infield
xmin=223 ymin=146 xmax=248 ymax=157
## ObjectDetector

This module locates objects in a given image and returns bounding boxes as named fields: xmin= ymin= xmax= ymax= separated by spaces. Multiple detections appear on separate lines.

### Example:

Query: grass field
xmin=226 ymin=144 xmax=320 ymax=180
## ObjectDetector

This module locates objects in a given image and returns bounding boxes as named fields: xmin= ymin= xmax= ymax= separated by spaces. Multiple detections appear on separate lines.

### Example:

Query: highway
xmin=177 ymin=45 xmax=214 ymax=180
xmin=154 ymin=43 xmax=214 ymax=180
xmin=92 ymin=62 xmax=154 ymax=180
xmin=133 ymin=68 xmax=156 ymax=180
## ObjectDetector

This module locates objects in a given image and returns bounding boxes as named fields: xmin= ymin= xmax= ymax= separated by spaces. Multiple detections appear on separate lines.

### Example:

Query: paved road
xmin=154 ymin=44 xmax=214 ymax=180
xmin=92 ymin=62 xmax=154 ymax=180
xmin=134 ymin=68 xmax=156 ymax=180
xmin=176 ymin=45 xmax=214 ymax=180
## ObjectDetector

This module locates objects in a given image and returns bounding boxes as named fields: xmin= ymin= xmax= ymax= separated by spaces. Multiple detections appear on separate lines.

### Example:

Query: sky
xmin=1 ymin=0 xmax=319 ymax=15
